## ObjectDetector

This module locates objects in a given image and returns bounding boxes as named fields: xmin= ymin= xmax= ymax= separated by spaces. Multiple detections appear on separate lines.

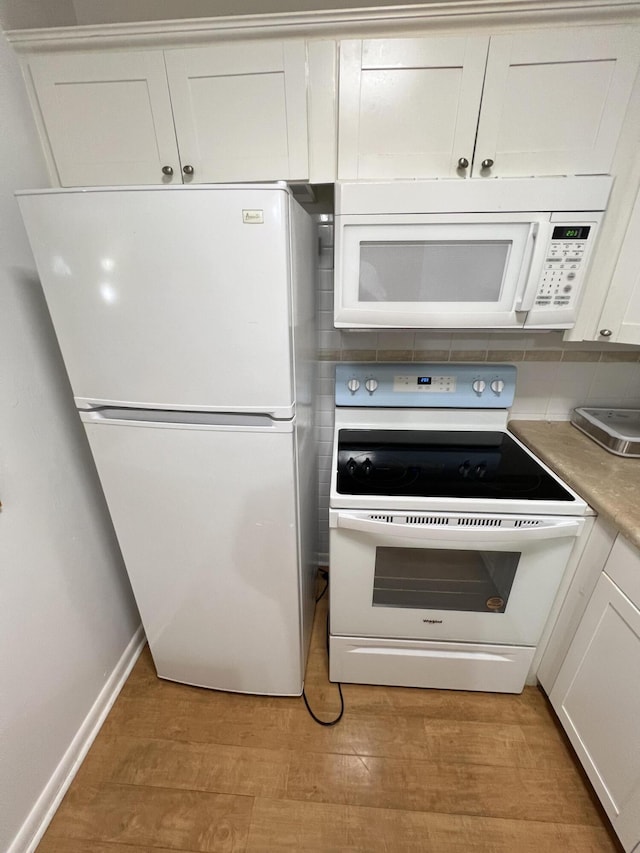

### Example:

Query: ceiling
xmin=0 ymin=0 xmax=437 ymax=31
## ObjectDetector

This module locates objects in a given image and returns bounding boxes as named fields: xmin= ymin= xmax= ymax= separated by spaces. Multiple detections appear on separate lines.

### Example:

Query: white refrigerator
xmin=17 ymin=184 xmax=317 ymax=696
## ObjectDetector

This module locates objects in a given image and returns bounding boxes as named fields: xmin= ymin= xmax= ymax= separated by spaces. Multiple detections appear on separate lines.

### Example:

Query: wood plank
xmin=285 ymin=750 xmax=601 ymax=825
xmin=74 ymin=734 xmax=289 ymax=799
xmin=101 ymin=693 xmax=575 ymax=772
xmin=245 ymin=797 xmax=620 ymax=853
xmin=101 ymin=693 xmax=295 ymax=741
xmin=37 ymin=841 xmax=201 ymax=853
xmin=41 ymin=783 xmax=253 ymax=852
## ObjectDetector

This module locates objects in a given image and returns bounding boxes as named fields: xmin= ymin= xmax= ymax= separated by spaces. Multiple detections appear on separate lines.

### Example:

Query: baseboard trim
xmin=9 ymin=624 xmax=146 ymax=853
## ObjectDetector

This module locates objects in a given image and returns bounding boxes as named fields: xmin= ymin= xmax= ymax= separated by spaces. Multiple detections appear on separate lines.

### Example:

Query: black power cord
xmin=301 ymin=569 xmax=345 ymax=727
xmin=315 ymin=567 xmax=329 ymax=603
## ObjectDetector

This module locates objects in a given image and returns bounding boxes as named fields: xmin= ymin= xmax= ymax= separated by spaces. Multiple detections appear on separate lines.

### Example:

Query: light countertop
xmin=508 ymin=419 xmax=640 ymax=550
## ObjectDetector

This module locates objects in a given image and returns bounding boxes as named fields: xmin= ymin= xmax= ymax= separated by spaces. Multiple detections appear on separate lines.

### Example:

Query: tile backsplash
xmin=314 ymin=259 xmax=640 ymax=560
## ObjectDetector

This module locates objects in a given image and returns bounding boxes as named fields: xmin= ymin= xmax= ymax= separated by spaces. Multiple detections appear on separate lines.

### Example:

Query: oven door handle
xmin=335 ymin=513 xmax=584 ymax=542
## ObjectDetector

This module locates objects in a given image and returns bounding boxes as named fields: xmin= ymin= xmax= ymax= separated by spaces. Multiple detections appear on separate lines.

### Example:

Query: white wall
xmin=0 ymin=0 xmax=77 ymax=30
xmin=71 ymin=0 xmax=427 ymax=25
xmin=0 ymin=30 xmax=141 ymax=853
xmin=0 ymin=0 xmax=423 ymax=29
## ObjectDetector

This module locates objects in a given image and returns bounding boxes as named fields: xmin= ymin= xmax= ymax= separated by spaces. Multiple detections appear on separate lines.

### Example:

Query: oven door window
xmin=372 ymin=547 xmax=519 ymax=614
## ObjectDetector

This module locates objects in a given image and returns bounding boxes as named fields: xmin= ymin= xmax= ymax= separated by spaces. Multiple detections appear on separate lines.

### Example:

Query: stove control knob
xmin=347 ymin=378 xmax=360 ymax=394
xmin=346 ymin=458 xmax=357 ymax=476
xmin=491 ymin=379 xmax=505 ymax=395
xmin=362 ymin=458 xmax=373 ymax=476
xmin=365 ymin=378 xmax=379 ymax=394
xmin=472 ymin=379 xmax=486 ymax=395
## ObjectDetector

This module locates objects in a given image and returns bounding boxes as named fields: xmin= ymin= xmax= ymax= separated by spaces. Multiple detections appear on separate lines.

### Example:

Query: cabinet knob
xmin=599 ymin=329 xmax=613 ymax=337
xmin=161 ymin=165 xmax=174 ymax=176
xmin=457 ymin=157 xmax=469 ymax=169
xmin=183 ymin=165 xmax=194 ymax=176
xmin=481 ymin=158 xmax=494 ymax=169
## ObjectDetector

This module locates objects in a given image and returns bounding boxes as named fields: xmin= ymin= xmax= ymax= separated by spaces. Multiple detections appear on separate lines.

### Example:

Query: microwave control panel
xmin=533 ymin=224 xmax=594 ymax=311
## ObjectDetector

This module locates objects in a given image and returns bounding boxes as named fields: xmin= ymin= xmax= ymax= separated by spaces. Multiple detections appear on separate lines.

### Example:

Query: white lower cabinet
xmin=536 ymin=517 xmax=616 ymax=691
xmin=550 ymin=534 xmax=640 ymax=852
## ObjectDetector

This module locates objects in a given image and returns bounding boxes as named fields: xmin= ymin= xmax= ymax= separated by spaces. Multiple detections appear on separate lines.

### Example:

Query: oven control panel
xmin=336 ymin=363 xmax=517 ymax=408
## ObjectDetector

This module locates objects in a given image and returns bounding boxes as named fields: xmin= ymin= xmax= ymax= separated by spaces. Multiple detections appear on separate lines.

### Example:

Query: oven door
xmin=329 ymin=510 xmax=584 ymax=646
xmin=334 ymin=213 xmax=549 ymax=329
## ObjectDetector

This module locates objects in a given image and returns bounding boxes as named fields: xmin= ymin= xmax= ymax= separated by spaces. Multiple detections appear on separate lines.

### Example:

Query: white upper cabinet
xmin=594 ymin=182 xmax=640 ymax=344
xmin=476 ymin=26 xmax=640 ymax=178
xmin=165 ymin=41 xmax=308 ymax=183
xmin=338 ymin=36 xmax=489 ymax=179
xmin=26 ymin=40 xmax=310 ymax=186
xmin=28 ymin=50 xmax=181 ymax=186
xmin=338 ymin=26 xmax=640 ymax=180
xmin=19 ymin=19 xmax=640 ymax=187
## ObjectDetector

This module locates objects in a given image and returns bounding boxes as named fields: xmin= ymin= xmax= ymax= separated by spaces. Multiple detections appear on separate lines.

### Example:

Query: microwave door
xmin=515 ymin=221 xmax=552 ymax=314
xmin=335 ymin=218 xmax=542 ymax=329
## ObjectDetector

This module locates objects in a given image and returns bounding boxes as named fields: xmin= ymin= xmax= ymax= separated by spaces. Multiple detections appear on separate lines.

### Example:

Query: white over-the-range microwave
xmin=334 ymin=176 xmax=613 ymax=330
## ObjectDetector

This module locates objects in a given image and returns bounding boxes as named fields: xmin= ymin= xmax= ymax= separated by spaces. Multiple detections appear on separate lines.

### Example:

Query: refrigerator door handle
xmin=78 ymin=407 xmax=295 ymax=433
xmin=75 ymin=397 xmax=295 ymax=420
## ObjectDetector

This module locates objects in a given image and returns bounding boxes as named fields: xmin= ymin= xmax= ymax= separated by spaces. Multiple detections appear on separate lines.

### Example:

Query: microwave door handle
xmin=336 ymin=513 xmax=583 ymax=542
xmin=515 ymin=222 xmax=542 ymax=312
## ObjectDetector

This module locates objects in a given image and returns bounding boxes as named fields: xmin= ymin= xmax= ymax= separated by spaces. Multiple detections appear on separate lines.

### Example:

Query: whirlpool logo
xmin=423 ymin=618 xmax=443 ymax=624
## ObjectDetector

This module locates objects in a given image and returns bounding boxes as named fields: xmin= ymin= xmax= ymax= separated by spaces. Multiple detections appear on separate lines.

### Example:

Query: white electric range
xmin=328 ymin=363 xmax=590 ymax=694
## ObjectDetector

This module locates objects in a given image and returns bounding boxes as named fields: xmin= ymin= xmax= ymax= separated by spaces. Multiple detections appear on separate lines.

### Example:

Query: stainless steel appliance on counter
xmin=329 ymin=363 xmax=591 ymax=694
xmin=571 ymin=407 xmax=640 ymax=457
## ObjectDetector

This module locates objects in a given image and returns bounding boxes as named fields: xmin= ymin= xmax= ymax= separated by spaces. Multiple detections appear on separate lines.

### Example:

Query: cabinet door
xmin=338 ymin=36 xmax=489 ymax=179
xmin=536 ymin=517 xmax=616 ymax=693
xmin=596 ymin=182 xmax=640 ymax=344
xmin=28 ymin=51 xmax=181 ymax=186
xmin=475 ymin=26 xmax=640 ymax=178
xmin=550 ymin=538 xmax=640 ymax=852
xmin=165 ymin=40 xmax=309 ymax=182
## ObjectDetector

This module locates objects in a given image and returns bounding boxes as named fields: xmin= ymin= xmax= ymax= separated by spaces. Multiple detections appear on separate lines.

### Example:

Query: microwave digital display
xmin=552 ymin=226 xmax=591 ymax=240
xmin=417 ymin=376 xmax=432 ymax=385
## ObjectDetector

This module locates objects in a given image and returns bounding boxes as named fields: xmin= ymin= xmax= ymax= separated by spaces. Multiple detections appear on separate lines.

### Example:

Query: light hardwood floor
xmin=37 ymin=592 xmax=622 ymax=853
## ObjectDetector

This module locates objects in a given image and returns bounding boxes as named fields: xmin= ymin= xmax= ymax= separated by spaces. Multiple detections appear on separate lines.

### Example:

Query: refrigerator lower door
xmin=80 ymin=409 xmax=305 ymax=695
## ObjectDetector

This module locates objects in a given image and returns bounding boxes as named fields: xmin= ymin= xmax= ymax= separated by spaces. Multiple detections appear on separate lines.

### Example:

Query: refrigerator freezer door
xmin=18 ymin=186 xmax=295 ymax=416
xmin=81 ymin=411 xmax=305 ymax=695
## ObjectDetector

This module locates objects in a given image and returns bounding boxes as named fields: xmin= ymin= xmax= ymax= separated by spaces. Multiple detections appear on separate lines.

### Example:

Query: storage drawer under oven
xmin=329 ymin=635 xmax=536 ymax=694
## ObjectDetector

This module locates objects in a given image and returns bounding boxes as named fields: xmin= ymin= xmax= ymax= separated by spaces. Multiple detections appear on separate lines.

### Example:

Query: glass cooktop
xmin=336 ymin=429 xmax=575 ymax=502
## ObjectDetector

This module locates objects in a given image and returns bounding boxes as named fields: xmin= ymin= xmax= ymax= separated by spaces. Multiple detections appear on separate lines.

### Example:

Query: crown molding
xmin=6 ymin=0 xmax=640 ymax=51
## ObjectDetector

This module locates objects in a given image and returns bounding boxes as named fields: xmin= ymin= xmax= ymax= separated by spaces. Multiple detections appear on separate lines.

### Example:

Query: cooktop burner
xmin=337 ymin=428 xmax=574 ymax=501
